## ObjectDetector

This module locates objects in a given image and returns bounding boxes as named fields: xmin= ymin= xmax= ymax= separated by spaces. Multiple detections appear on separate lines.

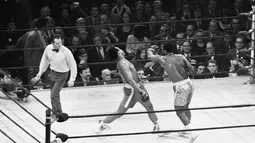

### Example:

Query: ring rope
xmin=0 ymin=129 xmax=16 ymax=143
xmin=68 ymin=104 xmax=255 ymax=119
xmin=0 ymin=89 xmax=57 ymax=136
xmin=0 ymin=35 xmax=248 ymax=52
xmin=0 ymin=71 xmax=242 ymax=88
xmin=0 ymin=110 xmax=41 ymax=143
xmin=68 ymin=124 xmax=255 ymax=139
xmin=0 ymin=16 xmax=240 ymax=33
xmin=0 ymin=69 xmax=53 ymax=112
xmin=0 ymin=52 xmax=251 ymax=70
xmin=0 ymin=69 xmax=57 ymax=136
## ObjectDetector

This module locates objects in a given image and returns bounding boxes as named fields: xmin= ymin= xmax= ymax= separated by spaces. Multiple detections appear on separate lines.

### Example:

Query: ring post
xmin=250 ymin=0 xmax=255 ymax=84
xmin=45 ymin=109 xmax=51 ymax=143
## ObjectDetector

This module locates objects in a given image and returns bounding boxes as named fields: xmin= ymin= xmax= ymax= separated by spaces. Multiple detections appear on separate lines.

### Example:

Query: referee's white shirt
xmin=38 ymin=44 xmax=77 ymax=82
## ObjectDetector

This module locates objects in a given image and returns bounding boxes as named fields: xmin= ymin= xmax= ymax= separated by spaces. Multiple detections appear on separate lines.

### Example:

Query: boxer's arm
xmin=118 ymin=63 xmax=143 ymax=93
xmin=182 ymin=55 xmax=194 ymax=74
xmin=147 ymin=48 xmax=164 ymax=64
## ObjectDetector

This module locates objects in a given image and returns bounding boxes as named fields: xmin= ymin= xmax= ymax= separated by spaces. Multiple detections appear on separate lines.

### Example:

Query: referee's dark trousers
xmin=50 ymin=70 xmax=68 ymax=114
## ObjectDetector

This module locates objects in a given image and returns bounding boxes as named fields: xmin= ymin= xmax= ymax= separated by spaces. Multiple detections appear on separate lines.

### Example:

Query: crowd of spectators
xmin=0 ymin=0 xmax=253 ymax=90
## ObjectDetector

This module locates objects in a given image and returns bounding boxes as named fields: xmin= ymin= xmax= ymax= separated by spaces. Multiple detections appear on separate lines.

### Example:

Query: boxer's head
xmin=108 ymin=47 xmax=125 ymax=60
xmin=163 ymin=42 xmax=174 ymax=54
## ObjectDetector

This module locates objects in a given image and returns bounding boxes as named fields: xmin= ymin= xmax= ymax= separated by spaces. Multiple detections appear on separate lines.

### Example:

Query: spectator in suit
xmin=147 ymin=15 xmax=160 ymax=39
xmin=227 ymin=36 xmax=251 ymax=65
xmin=131 ymin=1 xmax=150 ymax=23
xmin=75 ymin=47 xmax=88 ymax=68
xmin=54 ymin=27 xmax=70 ymax=46
xmin=137 ymin=68 xmax=149 ymax=83
xmin=100 ymin=4 xmax=121 ymax=24
xmin=193 ymin=5 xmax=207 ymax=30
xmin=191 ymin=29 xmax=206 ymax=55
xmin=84 ymin=5 xmax=100 ymax=37
xmin=204 ymin=59 xmax=229 ymax=78
xmin=69 ymin=35 xmax=81 ymax=55
xmin=144 ymin=2 xmax=153 ymax=19
xmin=111 ymin=0 xmax=131 ymax=18
xmin=232 ymin=0 xmax=250 ymax=30
xmin=87 ymin=34 xmax=112 ymax=78
xmin=67 ymin=17 xmax=86 ymax=38
xmin=77 ymin=28 xmax=93 ymax=46
xmin=218 ymin=30 xmax=235 ymax=54
xmin=182 ymin=41 xmax=197 ymax=70
xmin=185 ymin=25 xmax=196 ymax=45
xmin=99 ymin=68 xmax=119 ymax=85
xmin=152 ymin=24 xmax=171 ymax=48
xmin=75 ymin=64 xmax=99 ymax=87
xmin=178 ymin=3 xmax=193 ymax=29
xmin=218 ymin=8 xmax=232 ymax=32
xmin=202 ymin=41 xmax=230 ymax=71
xmin=152 ymin=0 xmax=169 ymax=21
xmin=57 ymin=4 xmax=72 ymax=29
xmin=30 ymin=6 xmax=51 ymax=28
xmin=1 ymin=18 xmax=23 ymax=78
xmin=196 ymin=62 xmax=206 ymax=75
xmin=69 ymin=1 xmax=87 ymax=26
xmin=168 ymin=13 xmax=183 ymax=38
xmin=230 ymin=18 xmax=241 ymax=36
xmin=194 ymin=62 xmax=207 ymax=79
xmin=15 ymin=18 xmax=49 ymax=90
xmin=204 ymin=20 xmax=223 ymax=44
xmin=203 ymin=0 xmax=221 ymax=27
xmin=172 ymin=32 xmax=185 ymax=54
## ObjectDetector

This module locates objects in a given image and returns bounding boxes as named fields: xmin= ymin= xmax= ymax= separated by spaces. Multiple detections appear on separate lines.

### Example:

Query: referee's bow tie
xmin=52 ymin=49 xmax=59 ymax=52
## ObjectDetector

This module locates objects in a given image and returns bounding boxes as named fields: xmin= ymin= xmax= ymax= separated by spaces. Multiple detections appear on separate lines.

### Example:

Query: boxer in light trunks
xmin=147 ymin=43 xmax=199 ymax=142
xmin=93 ymin=47 xmax=160 ymax=135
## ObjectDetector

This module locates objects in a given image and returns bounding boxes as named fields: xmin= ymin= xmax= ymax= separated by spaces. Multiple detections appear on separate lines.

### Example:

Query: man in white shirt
xmin=35 ymin=34 xmax=77 ymax=116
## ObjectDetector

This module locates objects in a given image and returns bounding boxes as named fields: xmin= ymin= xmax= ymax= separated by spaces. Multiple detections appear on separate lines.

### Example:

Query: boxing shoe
xmin=93 ymin=120 xmax=110 ymax=135
xmin=153 ymin=123 xmax=160 ymax=131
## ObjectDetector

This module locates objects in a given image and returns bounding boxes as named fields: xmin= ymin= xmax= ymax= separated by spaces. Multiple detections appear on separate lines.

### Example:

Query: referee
xmin=35 ymin=34 xmax=77 ymax=117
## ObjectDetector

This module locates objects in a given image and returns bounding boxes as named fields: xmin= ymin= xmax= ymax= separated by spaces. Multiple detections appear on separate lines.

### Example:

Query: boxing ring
xmin=1 ymin=1 xmax=255 ymax=143
xmin=1 ymin=76 xmax=255 ymax=143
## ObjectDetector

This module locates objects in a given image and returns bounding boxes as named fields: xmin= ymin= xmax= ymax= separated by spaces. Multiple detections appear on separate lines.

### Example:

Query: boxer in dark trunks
xmin=93 ymin=47 xmax=160 ymax=135
xmin=147 ymin=42 xmax=199 ymax=142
